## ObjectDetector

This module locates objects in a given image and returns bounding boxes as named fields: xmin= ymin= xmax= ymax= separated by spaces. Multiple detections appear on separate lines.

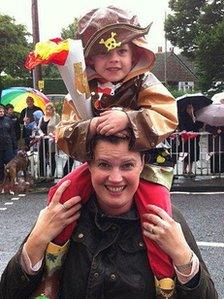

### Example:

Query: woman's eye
xmin=98 ymin=162 xmax=110 ymax=169
xmin=121 ymin=163 xmax=134 ymax=170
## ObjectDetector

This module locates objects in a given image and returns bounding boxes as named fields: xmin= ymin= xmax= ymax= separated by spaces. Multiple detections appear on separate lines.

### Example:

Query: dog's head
xmin=17 ymin=150 xmax=28 ymax=160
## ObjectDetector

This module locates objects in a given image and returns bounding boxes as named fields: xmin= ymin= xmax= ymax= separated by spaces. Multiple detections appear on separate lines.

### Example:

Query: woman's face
xmin=88 ymin=139 xmax=144 ymax=215
xmin=45 ymin=105 xmax=54 ymax=115
xmin=90 ymin=43 xmax=133 ymax=83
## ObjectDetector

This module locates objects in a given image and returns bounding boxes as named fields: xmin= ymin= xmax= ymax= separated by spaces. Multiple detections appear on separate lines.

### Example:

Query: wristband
xmin=175 ymin=251 xmax=194 ymax=272
xmin=111 ymin=107 xmax=124 ymax=111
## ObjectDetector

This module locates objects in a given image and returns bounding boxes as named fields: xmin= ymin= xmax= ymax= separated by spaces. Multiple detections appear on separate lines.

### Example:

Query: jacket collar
xmin=87 ymin=194 xmax=139 ymax=231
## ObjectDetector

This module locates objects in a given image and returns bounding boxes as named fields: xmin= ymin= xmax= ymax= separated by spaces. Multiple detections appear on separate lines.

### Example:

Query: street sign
xmin=38 ymin=80 xmax=44 ymax=90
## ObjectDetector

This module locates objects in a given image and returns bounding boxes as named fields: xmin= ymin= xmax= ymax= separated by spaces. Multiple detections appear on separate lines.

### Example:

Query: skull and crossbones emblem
xmin=99 ymin=32 xmax=121 ymax=51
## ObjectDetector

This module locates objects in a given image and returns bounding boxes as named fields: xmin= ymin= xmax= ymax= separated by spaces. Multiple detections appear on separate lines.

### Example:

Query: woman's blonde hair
xmin=45 ymin=102 xmax=55 ymax=112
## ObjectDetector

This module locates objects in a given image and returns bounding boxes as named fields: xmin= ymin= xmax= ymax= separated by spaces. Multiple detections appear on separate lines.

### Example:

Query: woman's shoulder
xmin=172 ymin=205 xmax=189 ymax=226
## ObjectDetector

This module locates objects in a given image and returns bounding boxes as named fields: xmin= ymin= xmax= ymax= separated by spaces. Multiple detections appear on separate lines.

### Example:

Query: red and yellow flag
xmin=25 ymin=38 xmax=69 ymax=70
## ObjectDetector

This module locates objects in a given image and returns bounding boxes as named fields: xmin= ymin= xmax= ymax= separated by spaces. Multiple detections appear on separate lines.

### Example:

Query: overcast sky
xmin=1 ymin=0 xmax=172 ymax=52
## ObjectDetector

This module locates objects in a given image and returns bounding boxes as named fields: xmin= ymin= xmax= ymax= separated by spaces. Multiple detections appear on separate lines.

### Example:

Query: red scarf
xmin=48 ymin=163 xmax=174 ymax=278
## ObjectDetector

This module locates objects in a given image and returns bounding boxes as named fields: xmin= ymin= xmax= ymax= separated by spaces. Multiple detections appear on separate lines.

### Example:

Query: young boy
xmin=55 ymin=3 xmax=178 ymax=276
xmin=39 ymin=5 xmax=178 ymax=297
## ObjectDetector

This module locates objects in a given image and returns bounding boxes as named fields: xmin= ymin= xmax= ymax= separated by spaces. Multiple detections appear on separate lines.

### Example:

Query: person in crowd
xmin=19 ymin=96 xmax=43 ymax=149
xmin=54 ymin=5 xmax=178 ymax=285
xmin=28 ymin=110 xmax=44 ymax=148
xmin=205 ymin=124 xmax=224 ymax=174
xmin=0 ymin=105 xmax=17 ymax=182
xmin=178 ymin=104 xmax=203 ymax=177
xmin=0 ymin=134 xmax=218 ymax=298
xmin=37 ymin=102 xmax=60 ymax=177
xmin=63 ymin=156 xmax=75 ymax=176
xmin=5 ymin=103 xmax=21 ymax=145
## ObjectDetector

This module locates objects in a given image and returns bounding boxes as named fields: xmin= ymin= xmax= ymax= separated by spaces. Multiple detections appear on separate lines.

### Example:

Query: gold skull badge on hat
xmin=77 ymin=6 xmax=153 ymax=58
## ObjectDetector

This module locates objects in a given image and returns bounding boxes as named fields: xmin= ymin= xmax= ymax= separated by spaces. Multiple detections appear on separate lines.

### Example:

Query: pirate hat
xmin=77 ymin=6 xmax=155 ymax=69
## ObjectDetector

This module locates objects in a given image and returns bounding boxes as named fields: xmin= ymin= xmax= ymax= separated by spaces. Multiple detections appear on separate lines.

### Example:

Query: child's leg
xmin=135 ymin=179 xmax=174 ymax=278
xmin=48 ymin=163 xmax=93 ymax=245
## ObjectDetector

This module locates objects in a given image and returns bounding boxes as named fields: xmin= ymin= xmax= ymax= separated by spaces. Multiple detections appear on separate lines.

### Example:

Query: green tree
xmin=61 ymin=18 xmax=78 ymax=39
xmin=165 ymin=0 xmax=224 ymax=90
xmin=42 ymin=64 xmax=60 ymax=79
xmin=196 ymin=20 xmax=224 ymax=91
xmin=165 ymin=0 xmax=206 ymax=59
xmin=0 ymin=14 xmax=31 ymax=77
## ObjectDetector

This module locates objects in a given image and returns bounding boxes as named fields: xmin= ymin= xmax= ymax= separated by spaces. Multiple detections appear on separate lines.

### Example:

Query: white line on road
xmin=18 ymin=194 xmax=26 ymax=197
xmin=11 ymin=197 xmax=19 ymax=201
xmin=4 ymin=202 xmax=13 ymax=205
xmin=0 ymin=207 xmax=7 ymax=211
xmin=171 ymin=191 xmax=224 ymax=195
xmin=197 ymin=241 xmax=224 ymax=248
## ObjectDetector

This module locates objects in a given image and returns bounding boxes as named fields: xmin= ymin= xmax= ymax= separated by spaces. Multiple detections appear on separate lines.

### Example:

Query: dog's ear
xmin=19 ymin=145 xmax=29 ymax=152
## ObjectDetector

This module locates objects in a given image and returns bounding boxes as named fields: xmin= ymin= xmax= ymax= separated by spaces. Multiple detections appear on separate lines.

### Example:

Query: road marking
xmin=0 ymin=207 xmax=7 ymax=211
xmin=197 ymin=241 xmax=224 ymax=248
xmin=171 ymin=191 xmax=224 ymax=195
xmin=18 ymin=194 xmax=26 ymax=197
xmin=11 ymin=197 xmax=19 ymax=201
xmin=4 ymin=202 xmax=13 ymax=205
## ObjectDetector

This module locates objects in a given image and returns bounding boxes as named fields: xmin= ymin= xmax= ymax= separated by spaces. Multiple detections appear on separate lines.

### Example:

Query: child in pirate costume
xmin=49 ymin=5 xmax=181 ymax=296
xmin=50 ymin=5 xmax=181 ymax=298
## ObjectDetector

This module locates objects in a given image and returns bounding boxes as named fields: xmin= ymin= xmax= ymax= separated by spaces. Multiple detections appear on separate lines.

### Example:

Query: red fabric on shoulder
xmin=48 ymin=163 xmax=93 ymax=245
xmin=135 ymin=180 xmax=174 ymax=278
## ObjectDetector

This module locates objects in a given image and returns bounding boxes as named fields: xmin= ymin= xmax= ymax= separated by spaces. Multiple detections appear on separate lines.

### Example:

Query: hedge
xmin=0 ymin=77 xmax=68 ymax=95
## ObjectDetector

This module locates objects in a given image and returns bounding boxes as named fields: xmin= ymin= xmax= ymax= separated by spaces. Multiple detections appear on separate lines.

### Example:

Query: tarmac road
xmin=0 ymin=191 xmax=223 ymax=297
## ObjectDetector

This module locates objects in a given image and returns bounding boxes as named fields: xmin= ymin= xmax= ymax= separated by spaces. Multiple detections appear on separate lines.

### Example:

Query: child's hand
xmin=96 ymin=109 xmax=130 ymax=136
xmin=89 ymin=117 xmax=100 ymax=137
xmin=113 ymin=129 xmax=130 ymax=138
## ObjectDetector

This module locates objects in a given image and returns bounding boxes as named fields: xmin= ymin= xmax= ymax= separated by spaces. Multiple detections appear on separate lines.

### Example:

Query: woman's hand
xmin=25 ymin=180 xmax=81 ymax=265
xmin=96 ymin=109 xmax=130 ymax=136
xmin=142 ymin=205 xmax=192 ymax=266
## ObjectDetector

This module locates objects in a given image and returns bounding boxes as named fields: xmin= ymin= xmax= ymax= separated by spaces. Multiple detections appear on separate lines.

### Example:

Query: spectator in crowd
xmin=0 ymin=134 xmax=218 ymax=298
xmin=29 ymin=110 xmax=44 ymax=149
xmin=5 ymin=103 xmax=21 ymax=145
xmin=19 ymin=96 xmax=43 ymax=149
xmin=0 ymin=105 xmax=17 ymax=182
xmin=205 ymin=125 xmax=224 ymax=174
xmin=37 ymin=103 xmax=60 ymax=177
xmin=178 ymin=104 xmax=203 ymax=177
xmin=63 ymin=156 xmax=75 ymax=176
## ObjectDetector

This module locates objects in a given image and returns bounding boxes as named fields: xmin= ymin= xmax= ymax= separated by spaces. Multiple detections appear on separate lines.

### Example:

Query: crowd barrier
xmin=28 ymin=132 xmax=224 ymax=180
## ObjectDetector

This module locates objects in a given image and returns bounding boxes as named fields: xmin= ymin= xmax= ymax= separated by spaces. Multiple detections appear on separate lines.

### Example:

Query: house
xmin=152 ymin=47 xmax=198 ymax=91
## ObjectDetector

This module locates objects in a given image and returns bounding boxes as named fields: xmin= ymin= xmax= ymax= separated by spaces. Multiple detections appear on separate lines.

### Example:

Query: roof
xmin=152 ymin=51 xmax=198 ymax=82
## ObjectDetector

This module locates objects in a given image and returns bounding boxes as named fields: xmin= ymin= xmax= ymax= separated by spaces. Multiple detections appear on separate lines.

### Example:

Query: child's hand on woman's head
xmin=89 ymin=117 xmax=100 ymax=137
xmin=96 ymin=109 xmax=130 ymax=136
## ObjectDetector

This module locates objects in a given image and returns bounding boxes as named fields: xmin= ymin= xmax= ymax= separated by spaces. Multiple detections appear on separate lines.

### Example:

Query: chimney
xmin=157 ymin=46 xmax=163 ymax=53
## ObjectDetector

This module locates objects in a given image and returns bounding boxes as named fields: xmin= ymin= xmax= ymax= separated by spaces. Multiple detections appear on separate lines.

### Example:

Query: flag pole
xmin=164 ymin=10 xmax=167 ymax=86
